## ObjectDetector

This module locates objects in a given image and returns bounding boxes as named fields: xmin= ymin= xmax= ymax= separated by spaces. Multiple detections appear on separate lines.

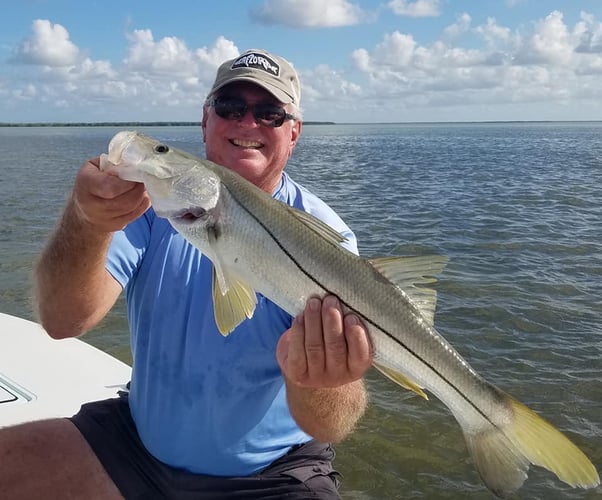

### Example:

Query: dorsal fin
xmin=286 ymin=206 xmax=348 ymax=246
xmin=370 ymin=255 xmax=448 ymax=325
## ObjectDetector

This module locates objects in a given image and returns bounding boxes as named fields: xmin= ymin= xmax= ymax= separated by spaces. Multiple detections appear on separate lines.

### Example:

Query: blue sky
xmin=2 ymin=0 xmax=602 ymax=123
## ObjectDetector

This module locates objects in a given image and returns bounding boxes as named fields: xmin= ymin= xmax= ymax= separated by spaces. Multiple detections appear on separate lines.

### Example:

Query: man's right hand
xmin=72 ymin=157 xmax=151 ymax=233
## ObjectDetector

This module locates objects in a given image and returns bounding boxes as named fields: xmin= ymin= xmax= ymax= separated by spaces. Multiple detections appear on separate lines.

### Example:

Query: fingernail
xmin=309 ymin=298 xmax=321 ymax=311
xmin=345 ymin=314 xmax=359 ymax=327
xmin=324 ymin=296 xmax=339 ymax=308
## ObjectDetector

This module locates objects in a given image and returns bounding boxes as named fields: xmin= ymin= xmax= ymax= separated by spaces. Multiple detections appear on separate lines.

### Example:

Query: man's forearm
xmin=285 ymin=377 xmax=368 ymax=443
xmin=34 ymin=197 xmax=117 ymax=339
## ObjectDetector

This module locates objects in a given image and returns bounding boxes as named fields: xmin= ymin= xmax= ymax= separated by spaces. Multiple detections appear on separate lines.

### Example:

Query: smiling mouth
xmin=230 ymin=138 xmax=262 ymax=149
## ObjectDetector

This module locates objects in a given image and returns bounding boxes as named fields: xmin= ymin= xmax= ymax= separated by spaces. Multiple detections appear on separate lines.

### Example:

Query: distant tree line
xmin=0 ymin=121 xmax=335 ymax=127
xmin=0 ymin=122 xmax=201 ymax=127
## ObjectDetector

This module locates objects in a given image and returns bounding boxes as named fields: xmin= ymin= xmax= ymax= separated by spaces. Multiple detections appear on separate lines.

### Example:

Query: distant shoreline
xmin=0 ymin=121 xmax=335 ymax=127
xmin=1 ymin=120 xmax=600 ymax=127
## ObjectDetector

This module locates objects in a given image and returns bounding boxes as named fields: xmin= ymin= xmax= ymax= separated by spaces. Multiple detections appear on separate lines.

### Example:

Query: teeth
xmin=232 ymin=139 xmax=262 ymax=148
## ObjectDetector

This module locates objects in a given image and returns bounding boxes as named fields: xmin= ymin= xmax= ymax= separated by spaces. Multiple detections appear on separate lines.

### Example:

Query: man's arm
xmin=35 ymin=158 xmax=150 ymax=339
xmin=276 ymin=296 xmax=372 ymax=443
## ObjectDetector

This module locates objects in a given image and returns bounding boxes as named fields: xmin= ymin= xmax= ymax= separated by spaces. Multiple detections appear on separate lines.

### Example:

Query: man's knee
xmin=0 ymin=418 xmax=122 ymax=499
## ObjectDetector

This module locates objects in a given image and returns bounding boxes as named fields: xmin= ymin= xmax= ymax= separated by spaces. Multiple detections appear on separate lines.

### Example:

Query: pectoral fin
xmin=211 ymin=267 xmax=257 ymax=336
xmin=373 ymin=361 xmax=428 ymax=400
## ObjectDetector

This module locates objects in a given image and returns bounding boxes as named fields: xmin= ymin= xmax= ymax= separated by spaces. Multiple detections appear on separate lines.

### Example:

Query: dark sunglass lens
xmin=214 ymin=97 xmax=246 ymax=119
xmin=253 ymin=104 xmax=286 ymax=126
xmin=212 ymin=97 xmax=290 ymax=127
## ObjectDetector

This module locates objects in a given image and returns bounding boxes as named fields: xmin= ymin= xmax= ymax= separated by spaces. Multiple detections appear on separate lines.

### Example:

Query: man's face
xmin=202 ymin=82 xmax=301 ymax=193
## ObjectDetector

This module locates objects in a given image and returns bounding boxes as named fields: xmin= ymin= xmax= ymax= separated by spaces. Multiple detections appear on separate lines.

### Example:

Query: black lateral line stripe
xmin=236 ymin=196 xmax=497 ymax=428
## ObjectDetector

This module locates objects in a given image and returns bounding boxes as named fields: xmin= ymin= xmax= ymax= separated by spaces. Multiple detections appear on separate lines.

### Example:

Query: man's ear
xmin=201 ymin=106 xmax=208 ymax=143
xmin=287 ymin=120 xmax=302 ymax=159
xmin=290 ymin=120 xmax=302 ymax=151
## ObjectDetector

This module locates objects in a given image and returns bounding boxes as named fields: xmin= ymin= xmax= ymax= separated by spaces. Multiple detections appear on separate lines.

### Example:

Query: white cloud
xmin=521 ymin=10 xmax=573 ymax=65
xmin=387 ymin=0 xmax=440 ymax=18
xmin=350 ymin=10 xmax=602 ymax=116
xmin=5 ymin=10 xmax=602 ymax=123
xmin=12 ymin=83 xmax=37 ymax=100
xmin=444 ymin=13 xmax=472 ymax=39
xmin=125 ymin=29 xmax=197 ymax=75
xmin=352 ymin=30 xmax=484 ymax=78
xmin=6 ymin=20 xmax=241 ymax=120
xmin=300 ymin=64 xmax=361 ymax=103
xmin=252 ymin=0 xmax=363 ymax=28
xmin=124 ymin=31 xmax=239 ymax=84
xmin=575 ymin=11 xmax=602 ymax=53
xmin=12 ymin=19 xmax=80 ymax=67
xmin=475 ymin=17 xmax=513 ymax=49
xmin=370 ymin=31 xmax=418 ymax=67
xmin=195 ymin=36 xmax=240 ymax=67
xmin=48 ymin=58 xmax=117 ymax=82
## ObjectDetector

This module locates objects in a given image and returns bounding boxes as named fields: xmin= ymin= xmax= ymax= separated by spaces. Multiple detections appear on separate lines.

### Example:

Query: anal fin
xmin=373 ymin=361 xmax=428 ymax=400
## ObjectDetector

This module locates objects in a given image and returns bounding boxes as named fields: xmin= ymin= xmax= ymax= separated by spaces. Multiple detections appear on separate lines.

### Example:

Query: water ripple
xmin=1 ymin=123 xmax=600 ymax=499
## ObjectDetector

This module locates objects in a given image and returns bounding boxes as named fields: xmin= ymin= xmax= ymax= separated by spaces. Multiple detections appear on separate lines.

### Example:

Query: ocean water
xmin=0 ymin=123 xmax=600 ymax=499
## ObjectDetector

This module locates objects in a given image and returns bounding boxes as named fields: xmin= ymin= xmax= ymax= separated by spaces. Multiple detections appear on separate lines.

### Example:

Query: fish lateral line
xmin=229 ymin=187 xmax=499 ymax=428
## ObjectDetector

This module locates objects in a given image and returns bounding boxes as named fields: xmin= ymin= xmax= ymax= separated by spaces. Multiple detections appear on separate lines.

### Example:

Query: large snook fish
xmin=100 ymin=131 xmax=599 ymax=498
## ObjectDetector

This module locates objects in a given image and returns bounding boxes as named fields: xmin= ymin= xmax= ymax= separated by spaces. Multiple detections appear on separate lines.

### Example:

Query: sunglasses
xmin=209 ymin=96 xmax=296 ymax=128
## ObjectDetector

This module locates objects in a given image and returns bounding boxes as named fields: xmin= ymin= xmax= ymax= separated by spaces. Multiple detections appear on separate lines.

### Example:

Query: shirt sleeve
xmin=105 ymin=210 xmax=153 ymax=288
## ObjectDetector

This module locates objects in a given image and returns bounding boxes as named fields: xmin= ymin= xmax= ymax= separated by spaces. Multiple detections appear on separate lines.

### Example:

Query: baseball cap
xmin=208 ymin=49 xmax=301 ymax=105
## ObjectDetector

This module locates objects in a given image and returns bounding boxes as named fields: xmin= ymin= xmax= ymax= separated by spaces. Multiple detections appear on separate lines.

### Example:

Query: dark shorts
xmin=69 ymin=393 xmax=341 ymax=499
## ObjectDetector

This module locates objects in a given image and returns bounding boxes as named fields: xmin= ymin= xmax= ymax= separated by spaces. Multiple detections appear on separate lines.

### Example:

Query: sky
xmin=2 ymin=0 xmax=602 ymax=123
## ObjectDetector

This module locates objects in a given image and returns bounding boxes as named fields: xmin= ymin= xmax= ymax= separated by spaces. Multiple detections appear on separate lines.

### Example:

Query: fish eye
xmin=154 ymin=144 xmax=170 ymax=154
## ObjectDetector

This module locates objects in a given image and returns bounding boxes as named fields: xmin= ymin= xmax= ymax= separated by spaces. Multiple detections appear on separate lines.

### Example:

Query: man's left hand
xmin=276 ymin=295 xmax=372 ymax=388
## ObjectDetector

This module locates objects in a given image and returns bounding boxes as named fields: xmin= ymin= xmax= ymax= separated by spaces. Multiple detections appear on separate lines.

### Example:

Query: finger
xmin=344 ymin=314 xmax=372 ymax=379
xmin=79 ymin=159 xmax=141 ymax=200
xmin=282 ymin=314 xmax=308 ymax=383
xmin=321 ymin=296 xmax=348 ymax=377
xmin=95 ymin=171 xmax=145 ymax=200
xmin=83 ymin=182 xmax=146 ymax=219
xmin=74 ymin=178 xmax=149 ymax=232
xmin=304 ymin=297 xmax=326 ymax=378
xmin=275 ymin=327 xmax=291 ymax=369
xmin=107 ymin=189 xmax=151 ymax=230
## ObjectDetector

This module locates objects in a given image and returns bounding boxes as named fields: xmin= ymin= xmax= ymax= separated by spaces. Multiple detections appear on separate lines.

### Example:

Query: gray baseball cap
xmin=208 ymin=49 xmax=301 ymax=105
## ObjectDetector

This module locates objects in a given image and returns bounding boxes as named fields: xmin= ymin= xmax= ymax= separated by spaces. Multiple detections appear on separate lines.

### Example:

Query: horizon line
xmin=1 ymin=120 xmax=601 ymax=127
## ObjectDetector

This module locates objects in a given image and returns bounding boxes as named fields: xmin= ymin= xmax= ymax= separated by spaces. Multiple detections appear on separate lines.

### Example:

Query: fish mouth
xmin=161 ymin=207 xmax=208 ymax=223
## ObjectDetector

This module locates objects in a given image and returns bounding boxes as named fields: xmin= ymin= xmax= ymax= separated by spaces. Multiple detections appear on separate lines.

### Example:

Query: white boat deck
xmin=0 ymin=312 xmax=131 ymax=427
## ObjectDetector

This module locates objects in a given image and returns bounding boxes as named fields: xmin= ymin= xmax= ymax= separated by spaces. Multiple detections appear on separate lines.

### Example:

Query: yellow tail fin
xmin=508 ymin=398 xmax=599 ymax=489
xmin=463 ymin=396 xmax=599 ymax=498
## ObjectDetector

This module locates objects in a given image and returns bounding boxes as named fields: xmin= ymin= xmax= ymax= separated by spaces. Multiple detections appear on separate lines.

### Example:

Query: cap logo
xmin=231 ymin=52 xmax=280 ymax=77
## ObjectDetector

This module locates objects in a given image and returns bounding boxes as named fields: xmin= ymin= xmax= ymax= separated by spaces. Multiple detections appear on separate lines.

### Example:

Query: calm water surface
xmin=0 ymin=123 xmax=600 ymax=499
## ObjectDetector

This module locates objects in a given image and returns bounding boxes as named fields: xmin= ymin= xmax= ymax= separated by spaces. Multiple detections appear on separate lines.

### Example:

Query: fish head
xmin=101 ymin=131 xmax=194 ymax=182
xmin=101 ymin=131 xmax=222 ymax=221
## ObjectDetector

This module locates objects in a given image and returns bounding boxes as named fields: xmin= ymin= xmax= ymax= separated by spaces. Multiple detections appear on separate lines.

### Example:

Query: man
xmin=0 ymin=49 xmax=372 ymax=498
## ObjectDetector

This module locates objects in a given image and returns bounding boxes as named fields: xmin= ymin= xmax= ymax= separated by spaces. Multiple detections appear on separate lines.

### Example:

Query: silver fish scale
xmin=211 ymin=163 xmax=508 ymax=430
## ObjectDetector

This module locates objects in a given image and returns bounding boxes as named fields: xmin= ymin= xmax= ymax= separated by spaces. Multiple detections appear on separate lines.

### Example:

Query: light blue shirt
xmin=106 ymin=172 xmax=358 ymax=476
